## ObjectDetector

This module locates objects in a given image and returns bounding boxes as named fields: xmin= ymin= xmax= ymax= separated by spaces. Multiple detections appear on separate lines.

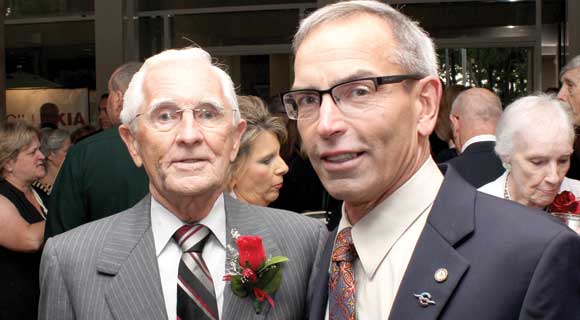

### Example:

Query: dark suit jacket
xmin=39 ymin=195 xmax=328 ymax=320
xmin=309 ymin=165 xmax=580 ymax=320
xmin=45 ymin=127 xmax=149 ymax=238
xmin=445 ymin=141 xmax=503 ymax=188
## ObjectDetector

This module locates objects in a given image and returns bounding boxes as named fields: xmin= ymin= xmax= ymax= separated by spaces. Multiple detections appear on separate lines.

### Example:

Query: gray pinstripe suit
xmin=38 ymin=194 xmax=328 ymax=320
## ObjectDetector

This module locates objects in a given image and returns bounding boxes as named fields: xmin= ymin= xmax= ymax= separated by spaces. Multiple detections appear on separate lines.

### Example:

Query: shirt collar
xmin=461 ymin=134 xmax=496 ymax=153
xmin=151 ymin=194 xmax=227 ymax=257
xmin=337 ymin=157 xmax=444 ymax=278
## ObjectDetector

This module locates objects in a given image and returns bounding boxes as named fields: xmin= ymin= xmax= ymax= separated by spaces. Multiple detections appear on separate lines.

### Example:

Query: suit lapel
xmin=309 ymin=229 xmax=336 ymax=320
xmin=97 ymin=195 xmax=167 ymax=320
xmin=389 ymin=165 xmax=475 ymax=320
xmin=221 ymin=195 xmax=282 ymax=320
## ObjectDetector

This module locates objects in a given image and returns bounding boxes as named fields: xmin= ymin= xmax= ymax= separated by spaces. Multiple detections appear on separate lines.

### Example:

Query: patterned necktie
xmin=329 ymin=227 xmax=358 ymax=320
xmin=173 ymin=224 xmax=219 ymax=320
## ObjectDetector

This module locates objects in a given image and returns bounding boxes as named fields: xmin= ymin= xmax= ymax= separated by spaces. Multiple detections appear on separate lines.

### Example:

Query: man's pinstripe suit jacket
xmin=38 ymin=194 xmax=328 ymax=320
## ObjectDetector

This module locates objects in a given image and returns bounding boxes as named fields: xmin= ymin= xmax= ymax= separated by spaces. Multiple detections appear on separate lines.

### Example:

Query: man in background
xmin=558 ymin=55 xmax=580 ymax=179
xmin=446 ymin=87 xmax=503 ymax=187
xmin=45 ymin=62 xmax=148 ymax=238
xmin=39 ymin=102 xmax=60 ymax=129
xmin=97 ymin=93 xmax=112 ymax=130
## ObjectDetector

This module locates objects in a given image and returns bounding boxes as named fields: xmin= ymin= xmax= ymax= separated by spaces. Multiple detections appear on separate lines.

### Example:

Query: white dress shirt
xmin=460 ymin=134 xmax=496 ymax=154
xmin=151 ymin=195 xmax=227 ymax=320
xmin=326 ymin=158 xmax=444 ymax=319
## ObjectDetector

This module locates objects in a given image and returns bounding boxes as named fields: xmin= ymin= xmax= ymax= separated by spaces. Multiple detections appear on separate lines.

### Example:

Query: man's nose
xmin=557 ymin=86 xmax=568 ymax=102
xmin=176 ymin=110 xmax=203 ymax=144
xmin=316 ymin=94 xmax=347 ymax=138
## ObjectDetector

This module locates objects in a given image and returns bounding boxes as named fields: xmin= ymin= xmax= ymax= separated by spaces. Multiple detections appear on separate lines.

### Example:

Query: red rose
xmin=569 ymin=201 xmax=580 ymax=215
xmin=550 ymin=191 xmax=577 ymax=213
xmin=236 ymin=235 xmax=266 ymax=270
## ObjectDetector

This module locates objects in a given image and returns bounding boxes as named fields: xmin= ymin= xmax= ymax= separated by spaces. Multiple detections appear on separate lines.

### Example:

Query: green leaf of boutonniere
xmin=257 ymin=265 xmax=284 ymax=295
xmin=258 ymin=256 xmax=289 ymax=273
xmin=231 ymin=277 xmax=248 ymax=297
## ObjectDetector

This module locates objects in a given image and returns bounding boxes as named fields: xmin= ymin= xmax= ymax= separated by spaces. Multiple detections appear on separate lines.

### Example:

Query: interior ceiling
xmin=3 ymin=0 xmax=565 ymax=51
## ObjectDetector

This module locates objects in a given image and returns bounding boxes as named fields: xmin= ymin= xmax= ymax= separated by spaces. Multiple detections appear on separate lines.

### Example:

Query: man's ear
xmin=118 ymin=124 xmax=143 ymax=167
xmin=107 ymin=90 xmax=124 ymax=123
xmin=230 ymin=119 xmax=247 ymax=162
xmin=449 ymin=113 xmax=460 ymax=138
xmin=414 ymin=76 xmax=442 ymax=137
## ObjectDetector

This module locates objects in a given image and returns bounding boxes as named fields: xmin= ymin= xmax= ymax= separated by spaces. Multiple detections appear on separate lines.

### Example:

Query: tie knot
xmin=173 ymin=224 xmax=211 ymax=253
xmin=332 ymin=227 xmax=357 ymax=263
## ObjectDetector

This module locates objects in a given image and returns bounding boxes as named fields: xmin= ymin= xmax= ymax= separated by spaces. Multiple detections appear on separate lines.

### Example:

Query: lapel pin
xmin=414 ymin=292 xmax=436 ymax=307
xmin=434 ymin=268 xmax=448 ymax=283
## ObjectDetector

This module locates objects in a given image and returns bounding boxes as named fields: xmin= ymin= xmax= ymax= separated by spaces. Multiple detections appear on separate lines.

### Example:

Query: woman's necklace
xmin=503 ymin=173 xmax=511 ymax=200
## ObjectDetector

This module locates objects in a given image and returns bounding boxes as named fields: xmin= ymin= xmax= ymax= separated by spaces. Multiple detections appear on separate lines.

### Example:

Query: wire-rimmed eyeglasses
xmin=132 ymin=101 xmax=232 ymax=131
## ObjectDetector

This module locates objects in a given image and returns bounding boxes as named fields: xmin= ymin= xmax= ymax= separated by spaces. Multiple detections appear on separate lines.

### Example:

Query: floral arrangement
xmin=549 ymin=191 xmax=580 ymax=214
xmin=223 ymin=229 xmax=289 ymax=314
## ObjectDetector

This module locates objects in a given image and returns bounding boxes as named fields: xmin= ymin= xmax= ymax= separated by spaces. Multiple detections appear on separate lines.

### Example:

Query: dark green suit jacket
xmin=45 ymin=127 xmax=148 ymax=238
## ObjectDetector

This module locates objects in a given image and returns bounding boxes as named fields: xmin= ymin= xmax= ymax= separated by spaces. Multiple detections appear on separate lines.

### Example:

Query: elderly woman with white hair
xmin=479 ymin=94 xmax=580 ymax=209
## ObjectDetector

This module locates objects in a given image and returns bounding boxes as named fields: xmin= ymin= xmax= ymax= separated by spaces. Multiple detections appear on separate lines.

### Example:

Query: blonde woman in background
xmin=0 ymin=120 xmax=47 ymax=320
xmin=228 ymin=95 xmax=289 ymax=206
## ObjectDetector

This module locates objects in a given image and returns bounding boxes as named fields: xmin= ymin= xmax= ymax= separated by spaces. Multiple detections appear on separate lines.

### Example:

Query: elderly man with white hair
xmin=37 ymin=47 xmax=328 ymax=320
xmin=479 ymin=94 xmax=580 ymax=208
xmin=558 ymin=55 xmax=580 ymax=180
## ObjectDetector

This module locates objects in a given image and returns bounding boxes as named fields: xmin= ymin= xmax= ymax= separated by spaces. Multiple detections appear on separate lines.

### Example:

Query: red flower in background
xmin=236 ymin=235 xmax=266 ymax=270
xmin=549 ymin=191 xmax=580 ymax=214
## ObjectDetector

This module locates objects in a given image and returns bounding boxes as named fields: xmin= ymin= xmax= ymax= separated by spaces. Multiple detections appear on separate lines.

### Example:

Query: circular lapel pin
xmin=434 ymin=268 xmax=448 ymax=283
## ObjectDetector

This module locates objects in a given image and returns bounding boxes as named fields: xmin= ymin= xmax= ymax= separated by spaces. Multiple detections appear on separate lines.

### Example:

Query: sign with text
xmin=6 ymin=88 xmax=89 ymax=130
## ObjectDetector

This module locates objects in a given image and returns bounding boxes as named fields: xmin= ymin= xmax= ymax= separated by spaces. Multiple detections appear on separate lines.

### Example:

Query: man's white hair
xmin=293 ymin=0 xmax=438 ymax=77
xmin=560 ymin=55 xmax=580 ymax=79
xmin=495 ymin=93 xmax=575 ymax=160
xmin=121 ymin=47 xmax=240 ymax=130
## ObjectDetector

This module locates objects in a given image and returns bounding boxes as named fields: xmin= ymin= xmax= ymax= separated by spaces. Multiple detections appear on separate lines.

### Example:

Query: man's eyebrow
xmin=198 ymin=98 xmax=225 ymax=112
xmin=148 ymin=97 xmax=176 ymax=109
xmin=147 ymin=97 xmax=225 ymax=113
xmin=291 ymin=70 xmax=377 ymax=91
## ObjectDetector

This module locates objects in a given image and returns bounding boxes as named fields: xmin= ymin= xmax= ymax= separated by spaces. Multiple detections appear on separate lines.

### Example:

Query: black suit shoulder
xmin=445 ymin=141 xmax=503 ymax=188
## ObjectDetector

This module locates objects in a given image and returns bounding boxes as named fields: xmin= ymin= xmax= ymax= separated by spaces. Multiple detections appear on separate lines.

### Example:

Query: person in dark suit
xmin=281 ymin=1 xmax=580 ymax=319
xmin=445 ymin=88 xmax=504 ymax=187
xmin=45 ymin=62 xmax=148 ymax=238
xmin=39 ymin=47 xmax=328 ymax=320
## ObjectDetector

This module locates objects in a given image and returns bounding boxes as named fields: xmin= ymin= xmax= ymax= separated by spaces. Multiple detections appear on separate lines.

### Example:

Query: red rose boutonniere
xmin=223 ymin=230 xmax=289 ymax=314
xmin=549 ymin=191 xmax=580 ymax=214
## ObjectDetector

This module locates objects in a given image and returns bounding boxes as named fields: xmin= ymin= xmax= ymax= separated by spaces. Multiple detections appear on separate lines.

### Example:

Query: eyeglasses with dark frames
xmin=280 ymin=74 xmax=423 ymax=120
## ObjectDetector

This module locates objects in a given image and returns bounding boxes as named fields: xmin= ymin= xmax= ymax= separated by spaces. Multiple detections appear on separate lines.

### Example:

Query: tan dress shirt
xmin=326 ymin=158 xmax=443 ymax=319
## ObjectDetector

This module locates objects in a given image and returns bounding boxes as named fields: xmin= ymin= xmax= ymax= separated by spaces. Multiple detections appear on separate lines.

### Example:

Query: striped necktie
xmin=173 ymin=224 xmax=219 ymax=320
xmin=328 ymin=227 xmax=358 ymax=320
